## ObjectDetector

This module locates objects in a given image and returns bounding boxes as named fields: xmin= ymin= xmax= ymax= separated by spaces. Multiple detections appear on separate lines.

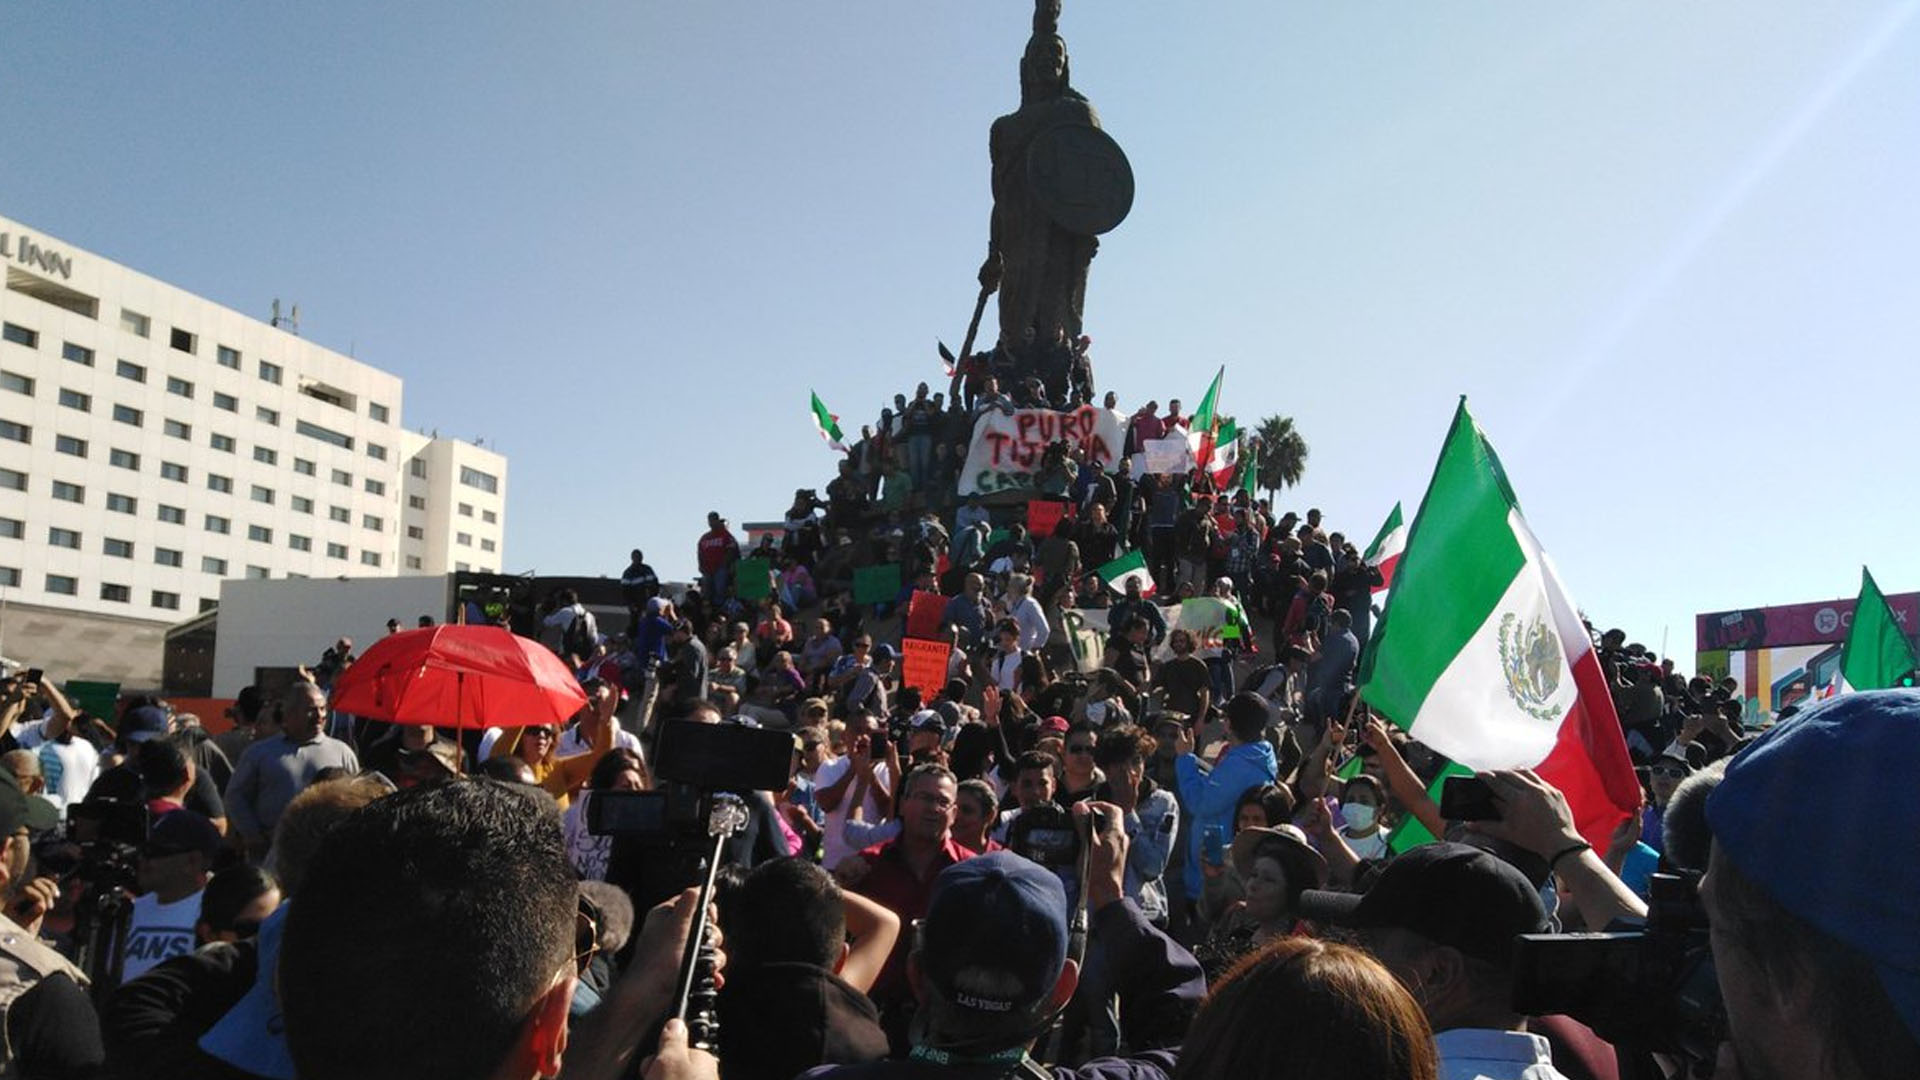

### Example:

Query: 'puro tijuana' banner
xmin=958 ymin=406 xmax=1127 ymax=496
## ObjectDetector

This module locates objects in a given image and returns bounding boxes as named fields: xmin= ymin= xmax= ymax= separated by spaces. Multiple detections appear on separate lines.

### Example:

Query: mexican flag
xmin=1834 ymin=567 xmax=1917 ymax=692
xmin=1097 ymin=550 xmax=1156 ymax=597
xmin=1207 ymin=419 xmax=1241 ymax=490
xmin=1362 ymin=503 xmax=1407 ymax=592
xmin=810 ymin=391 xmax=846 ymax=452
xmin=1189 ymin=366 xmax=1225 ymax=471
xmin=1359 ymin=401 xmax=1638 ymax=852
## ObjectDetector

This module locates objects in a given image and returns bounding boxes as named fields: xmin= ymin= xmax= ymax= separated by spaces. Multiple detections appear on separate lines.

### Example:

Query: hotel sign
xmin=0 ymin=232 xmax=74 ymax=280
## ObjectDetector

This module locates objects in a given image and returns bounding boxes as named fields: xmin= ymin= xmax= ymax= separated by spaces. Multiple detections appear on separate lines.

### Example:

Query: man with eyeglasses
xmin=848 ymin=764 xmax=976 ymax=1051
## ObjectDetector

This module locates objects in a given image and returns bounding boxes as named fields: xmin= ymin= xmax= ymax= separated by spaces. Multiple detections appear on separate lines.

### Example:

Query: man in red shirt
xmin=850 ymin=762 xmax=974 ymax=1050
xmin=696 ymin=511 xmax=741 ymax=602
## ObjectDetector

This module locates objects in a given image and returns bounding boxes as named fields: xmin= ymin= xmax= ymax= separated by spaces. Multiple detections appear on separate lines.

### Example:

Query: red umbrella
xmin=330 ymin=625 xmax=588 ymax=730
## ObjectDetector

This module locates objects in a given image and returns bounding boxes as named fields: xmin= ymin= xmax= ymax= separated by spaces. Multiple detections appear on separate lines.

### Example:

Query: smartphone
xmin=1440 ymin=775 xmax=1502 ymax=821
xmin=1201 ymin=823 xmax=1226 ymax=866
xmin=23 ymin=669 xmax=42 ymax=686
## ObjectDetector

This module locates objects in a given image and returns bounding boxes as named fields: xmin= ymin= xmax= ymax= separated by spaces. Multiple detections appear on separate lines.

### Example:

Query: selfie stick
xmin=672 ymin=794 xmax=749 ymax=1051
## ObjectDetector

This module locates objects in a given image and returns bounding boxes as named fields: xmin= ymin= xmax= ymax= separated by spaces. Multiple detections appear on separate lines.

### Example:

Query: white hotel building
xmin=0 ymin=213 xmax=507 ymax=681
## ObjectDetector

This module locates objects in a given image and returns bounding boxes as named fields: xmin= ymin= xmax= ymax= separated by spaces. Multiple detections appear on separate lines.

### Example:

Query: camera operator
xmin=0 ymin=768 xmax=96 ymax=1077
xmin=1700 ymin=689 xmax=1920 ymax=1080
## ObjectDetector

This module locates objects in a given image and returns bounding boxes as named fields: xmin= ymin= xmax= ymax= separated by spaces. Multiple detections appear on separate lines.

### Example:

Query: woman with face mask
xmin=1338 ymin=775 xmax=1391 ymax=861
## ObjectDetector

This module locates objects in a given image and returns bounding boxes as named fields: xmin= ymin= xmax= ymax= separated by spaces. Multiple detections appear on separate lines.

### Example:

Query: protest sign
xmin=853 ymin=563 xmax=902 ymax=606
xmin=901 ymin=638 xmax=950 ymax=696
xmin=958 ymin=406 xmax=1127 ymax=496
xmin=1131 ymin=435 xmax=1197 ymax=478
xmin=734 ymin=557 xmax=773 ymax=601
xmin=1027 ymin=499 xmax=1068 ymax=538
xmin=906 ymin=590 xmax=947 ymax=640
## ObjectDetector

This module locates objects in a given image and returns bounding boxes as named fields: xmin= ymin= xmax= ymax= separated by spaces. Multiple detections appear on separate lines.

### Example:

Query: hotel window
xmin=167 ymin=376 xmax=194 ymax=398
xmin=256 ymin=406 xmax=279 ymax=426
xmin=254 ymin=446 xmax=278 ymax=465
xmin=157 ymin=504 xmax=186 ymax=524
xmin=369 ymin=401 xmax=390 ymax=423
xmin=289 ymin=534 xmax=312 ymax=552
xmin=164 ymin=419 xmax=191 ymax=439
xmin=116 ymin=359 xmax=146 ymax=382
xmin=294 ymin=458 xmax=316 ymax=476
xmin=54 ymin=434 xmax=87 ymax=457
xmin=0 ymin=568 xmax=18 ymax=588
xmin=211 ymin=433 xmax=235 ymax=453
xmin=205 ymin=515 xmax=230 ymax=535
xmin=480 ymin=538 xmax=496 ymax=553
xmin=248 ymin=525 xmax=272 ymax=543
xmin=456 ymin=532 xmax=472 ymax=547
xmin=57 ymin=388 xmax=88 ymax=411
xmin=363 ymin=514 xmax=383 ymax=532
xmin=361 ymin=551 xmax=381 ymax=568
xmin=246 ymin=565 xmax=270 ymax=580
xmin=48 ymin=527 xmax=81 ymax=549
xmin=155 ymin=547 xmax=183 ymax=567
xmin=297 ymin=420 xmax=353 ymax=450
xmin=405 ymin=556 xmax=422 ymax=570
xmin=100 ymin=583 xmax=131 ymax=603
xmin=0 ymin=519 xmax=20 ymax=540
xmin=292 ymin=495 xmax=314 ymax=514
xmin=459 ymin=467 xmax=498 ymax=493
xmin=160 ymin=462 xmax=188 ymax=483
xmin=326 ymin=542 xmax=348 ymax=560
xmin=0 ymin=469 xmax=25 ymax=492
xmin=216 ymin=345 xmax=241 ymax=369
xmin=364 ymin=479 xmax=385 ymax=496
xmin=207 ymin=474 xmax=232 ymax=494
xmin=2 ymin=323 xmax=38 ymax=348
xmin=408 ymin=495 xmax=426 ymax=510
xmin=213 ymin=392 xmax=237 ymax=412
xmin=106 ymin=493 xmax=137 ymax=514
xmin=367 ymin=442 xmax=387 ymax=461
xmin=63 ymin=342 xmax=94 ymax=366
xmin=152 ymin=591 xmax=180 ymax=610
xmin=406 ymin=525 xmax=424 ymax=540
xmin=409 ymin=459 xmax=427 ymax=479
xmin=482 ymin=509 xmax=497 ymax=524
xmin=169 ymin=327 xmax=196 ymax=354
xmin=110 ymin=448 xmax=139 ymax=470
xmin=329 ymin=506 xmax=349 ymax=523
xmin=103 ymin=537 xmax=133 ymax=558
xmin=119 ymin=309 xmax=150 ymax=337
xmin=0 ymin=420 xmax=28 ymax=444
xmin=112 ymin=404 xmax=143 ymax=427
xmin=458 ymin=503 xmax=473 ymax=517
xmin=202 ymin=556 xmax=228 ymax=574
xmin=51 ymin=480 xmax=83 ymax=503
xmin=331 ymin=469 xmax=351 ymax=486
xmin=251 ymin=485 xmax=274 ymax=504
xmin=258 ymin=361 xmax=282 ymax=384
xmin=45 ymin=575 xmax=77 ymax=596
xmin=0 ymin=371 xmax=32 ymax=395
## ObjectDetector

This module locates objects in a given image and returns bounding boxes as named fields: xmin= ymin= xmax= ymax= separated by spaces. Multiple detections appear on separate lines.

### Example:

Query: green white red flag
xmin=1097 ymin=550 xmax=1156 ymax=597
xmin=1359 ymin=400 xmax=1638 ymax=852
xmin=1207 ymin=419 xmax=1240 ymax=490
xmin=1362 ymin=502 xmax=1406 ymax=592
xmin=1833 ymin=567 xmax=1917 ymax=693
xmin=810 ymin=391 xmax=846 ymax=452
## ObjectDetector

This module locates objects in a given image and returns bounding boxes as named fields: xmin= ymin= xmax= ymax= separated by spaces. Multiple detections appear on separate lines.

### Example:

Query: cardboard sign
xmin=734 ymin=557 xmax=773 ymax=601
xmin=1027 ymin=499 xmax=1068 ymax=538
xmin=853 ymin=563 xmax=903 ymax=606
xmin=958 ymin=406 xmax=1126 ymax=496
xmin=1131 ymin=435 xmax=1198 ymax=478
xmin=906 ymin=590 xmax=948 ymax=640
xmin=900 ymin=637 xmax=950 ymax=696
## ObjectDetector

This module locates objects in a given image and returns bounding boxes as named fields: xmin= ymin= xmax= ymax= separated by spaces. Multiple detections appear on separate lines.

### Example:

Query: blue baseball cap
xmin=122 ymin=704 xmax=171 ymax=743
xmin=919 ymin=852 xmax=1068 ymax=1024
xmin=1706 ymin=689 xmax=1920 ymax=1041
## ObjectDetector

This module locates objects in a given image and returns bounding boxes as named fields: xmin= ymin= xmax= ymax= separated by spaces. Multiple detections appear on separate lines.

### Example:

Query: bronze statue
xmin=977 ymin=0 xmax=1132 ymax=393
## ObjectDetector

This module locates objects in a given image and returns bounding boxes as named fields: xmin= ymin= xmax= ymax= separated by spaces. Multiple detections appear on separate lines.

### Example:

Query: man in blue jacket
xmin=1171 ymin=693 xmax=1279 ymax=900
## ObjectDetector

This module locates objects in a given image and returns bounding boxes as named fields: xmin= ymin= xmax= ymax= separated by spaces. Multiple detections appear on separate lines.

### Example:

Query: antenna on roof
xmin=270 ymin=299 xmax=301 ymax=335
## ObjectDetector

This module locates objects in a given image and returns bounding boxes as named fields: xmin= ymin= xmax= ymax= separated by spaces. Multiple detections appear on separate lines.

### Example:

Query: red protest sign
xmin=1027 ymin=499 xmax=1067 ymax=538
xmin=906 ymin=590 xmax=947 ymax=640
xmin=901 ymin=638 xmax=950 ymax=697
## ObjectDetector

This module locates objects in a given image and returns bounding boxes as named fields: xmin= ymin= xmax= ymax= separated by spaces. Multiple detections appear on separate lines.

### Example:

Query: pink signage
xmin=1696 ymin=592 xmax=1920 ymax=652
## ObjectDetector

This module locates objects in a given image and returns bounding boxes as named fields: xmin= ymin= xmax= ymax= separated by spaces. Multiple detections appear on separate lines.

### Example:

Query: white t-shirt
xmin=122 ymin=890 xmax=203 ymax=981
xmin=816 ymin=755 xmax=892 ymax=868
xmin=37 ymin=736 xmax=102 ymax=816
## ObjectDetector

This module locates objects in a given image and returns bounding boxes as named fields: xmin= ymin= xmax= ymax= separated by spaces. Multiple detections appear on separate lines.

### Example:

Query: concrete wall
xmin=212 ymin=575 xmax=450 ymax=696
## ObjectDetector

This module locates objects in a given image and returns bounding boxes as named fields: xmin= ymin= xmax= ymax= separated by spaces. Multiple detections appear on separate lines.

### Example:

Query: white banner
xmin=1131 ymin=435 xmax=1197 ymax=479
xmin=958 ymin=406 xmax=1127 ymax=496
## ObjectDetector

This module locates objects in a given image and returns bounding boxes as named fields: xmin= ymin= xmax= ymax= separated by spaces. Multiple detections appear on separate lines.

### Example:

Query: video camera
xmin=1512 ymin=872 xmax=1726 ymax=1068
xmin=588 ymin=720 xmax=794 ymax=847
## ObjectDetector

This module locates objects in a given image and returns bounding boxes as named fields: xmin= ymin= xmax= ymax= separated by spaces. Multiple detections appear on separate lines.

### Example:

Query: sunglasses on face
xmin=1066 ymin=744 xmax=1094 ymax=756
xmin=1650 ymin=766 xmax=1687 ymax=779
xmin=574 ymin=896 xmax=600 ymax=978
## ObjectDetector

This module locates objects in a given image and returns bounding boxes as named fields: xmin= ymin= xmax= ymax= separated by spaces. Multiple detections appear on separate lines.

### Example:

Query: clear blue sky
xmin=6 ymin=2 xmax=1917 ymax=665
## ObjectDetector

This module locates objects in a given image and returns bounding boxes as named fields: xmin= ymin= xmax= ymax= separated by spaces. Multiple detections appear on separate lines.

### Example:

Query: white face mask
xmin=1340 ymin=803 xmax=1377 ymax=832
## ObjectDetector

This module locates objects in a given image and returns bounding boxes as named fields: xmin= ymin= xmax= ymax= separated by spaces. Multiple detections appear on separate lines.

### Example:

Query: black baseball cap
xmin=145 ymin=809 xmax=223 ymax=860
xmin=1297 ymin=842 xmax=1547 ymax=965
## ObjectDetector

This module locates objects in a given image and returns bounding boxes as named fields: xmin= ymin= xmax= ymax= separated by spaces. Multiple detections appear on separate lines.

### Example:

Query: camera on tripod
xmin=1512 ymin=872 xmax=1726 ymax=1067
xmin=55 ymin=797 xmax=152 ymax=999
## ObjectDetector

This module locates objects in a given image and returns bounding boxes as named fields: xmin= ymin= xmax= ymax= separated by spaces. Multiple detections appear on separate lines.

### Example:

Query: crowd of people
xmin=0 ymin=389 xmax=1909 ymax=1080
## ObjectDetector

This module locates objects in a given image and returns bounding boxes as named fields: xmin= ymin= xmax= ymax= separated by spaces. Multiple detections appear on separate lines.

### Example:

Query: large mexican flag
xmin=1359 ymin=401 xmax=1639 ymax=851
xmin=1835 ymin=566 xmax=1917 ymax=692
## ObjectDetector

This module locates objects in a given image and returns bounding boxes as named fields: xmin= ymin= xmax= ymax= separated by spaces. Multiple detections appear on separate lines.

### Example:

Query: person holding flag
xmin=1830 ymin=566 xmax=1918 ymax=694
xmin=1358 ymin=399 xmax=1640 ymax=853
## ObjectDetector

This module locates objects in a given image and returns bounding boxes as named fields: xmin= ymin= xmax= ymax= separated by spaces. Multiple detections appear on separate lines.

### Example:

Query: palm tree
xmin=1253 ymin=414 xmax=1309 ymax=504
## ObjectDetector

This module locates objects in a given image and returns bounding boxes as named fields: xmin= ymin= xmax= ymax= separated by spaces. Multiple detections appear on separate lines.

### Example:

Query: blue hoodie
xmin=1173 ymin=739 xmax=1278 ymax=895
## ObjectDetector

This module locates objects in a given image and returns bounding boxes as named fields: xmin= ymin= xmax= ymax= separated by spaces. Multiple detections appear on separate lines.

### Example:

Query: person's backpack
xmin=563 ymin=607 xmax=598 ymax=659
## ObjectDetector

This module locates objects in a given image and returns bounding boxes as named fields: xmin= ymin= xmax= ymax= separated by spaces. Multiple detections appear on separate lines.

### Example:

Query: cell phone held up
xmin=1439 ymin=775 xmax=1503 ymax=822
